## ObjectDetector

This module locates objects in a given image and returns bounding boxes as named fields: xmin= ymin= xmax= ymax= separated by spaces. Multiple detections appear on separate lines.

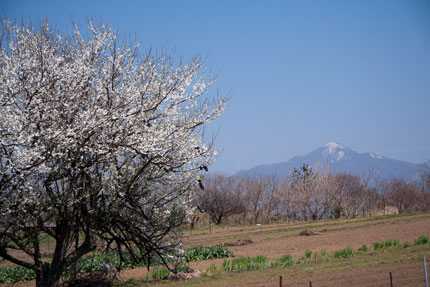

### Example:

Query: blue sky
xmin=3 ymin=0 xmax=430 ymax=174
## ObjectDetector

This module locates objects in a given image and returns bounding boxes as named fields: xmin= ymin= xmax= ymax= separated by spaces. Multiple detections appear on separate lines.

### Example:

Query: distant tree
xmin=0 ymin=19 xmax=225 ymax=287
xmin=330 ymin=173 xmax=366 ymax=218
xmin=386 ymin=179 xmax=418 ymax=213
xmin=417 ymin=162 xmax=430 ymax=211
xmin=290 ymin=164 xmax=317 ymax=220
xmin=195 ymin=174 xmax=245 ymax=225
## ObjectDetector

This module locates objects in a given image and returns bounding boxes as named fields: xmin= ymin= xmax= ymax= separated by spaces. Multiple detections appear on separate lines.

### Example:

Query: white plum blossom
xmin=0 ymin=19 xmax=224 ymax=287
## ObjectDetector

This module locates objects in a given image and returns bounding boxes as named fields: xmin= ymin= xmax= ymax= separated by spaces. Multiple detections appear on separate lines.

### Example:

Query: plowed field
xmin=3 ymin=213 xmax=430 ymax=286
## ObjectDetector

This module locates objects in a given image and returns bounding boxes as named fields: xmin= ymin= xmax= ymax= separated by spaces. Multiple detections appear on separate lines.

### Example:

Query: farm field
xmin=2 ymin=213 xmax=430 ymax=286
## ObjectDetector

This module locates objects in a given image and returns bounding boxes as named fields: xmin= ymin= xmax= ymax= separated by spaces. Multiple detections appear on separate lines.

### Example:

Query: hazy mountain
xmin=235 ymin=143 xmax=423 ymax=181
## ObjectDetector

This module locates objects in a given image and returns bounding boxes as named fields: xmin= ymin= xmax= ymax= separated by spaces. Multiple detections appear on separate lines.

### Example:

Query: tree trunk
xmin=36 ymin=264 xmax=62 ymax=287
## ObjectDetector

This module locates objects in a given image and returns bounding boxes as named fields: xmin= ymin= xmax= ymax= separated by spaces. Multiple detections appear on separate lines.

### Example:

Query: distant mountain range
xmin=235 ymin=143 xmax=424 ymax=181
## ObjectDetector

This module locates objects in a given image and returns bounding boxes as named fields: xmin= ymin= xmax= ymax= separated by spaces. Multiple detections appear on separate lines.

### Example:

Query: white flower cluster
xmin=0 ymin=20 xmax=224 ymax=263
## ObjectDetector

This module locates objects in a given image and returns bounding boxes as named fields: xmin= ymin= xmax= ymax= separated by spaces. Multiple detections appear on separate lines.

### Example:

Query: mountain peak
xmin=324 ymin=142 xmax=345 ymax=154
xmin=236 ymin=143 xmax=422 ymax=180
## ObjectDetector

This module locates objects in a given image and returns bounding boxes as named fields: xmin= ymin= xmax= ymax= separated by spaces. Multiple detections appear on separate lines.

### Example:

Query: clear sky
xmin=3 ymin=0 xmax=430 ymax=174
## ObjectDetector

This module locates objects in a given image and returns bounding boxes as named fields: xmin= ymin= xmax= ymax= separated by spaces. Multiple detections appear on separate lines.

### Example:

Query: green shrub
xmin=334 ymin=247 xmax=355 ymax=259
xmin=403 ymin=241 xmax=409 ymax=248
xmin=305 ymin=249 xmax=312 ymax=259
xmin=186 ymin=244 xmax=234 ymax=261
xmin=361 ymin=244 xmax=367 ymax=252
xmin=415 ymin=236 xmax=429 ymax=246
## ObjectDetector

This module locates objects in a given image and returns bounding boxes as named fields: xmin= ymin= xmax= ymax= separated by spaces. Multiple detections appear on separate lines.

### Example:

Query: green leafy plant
xmin=186 ymin=244 xmax=234 ymax=261
xmin=384 ymin=240 xmax=393 ymax=248
xmin=415 ymin=236 xmax=429 ymax=246
xmin=0 ymin=266 xmax=36 ymax=284
xmin=373 ymin=242 xmax=384 ymax=250
xmin=175 ymin=263 xmax=189 ymax=273
xmin=334 ymin=247 xmax=355 ymax=259
xmin=222 ymin=255 xmax=269 ymax=272
xmin=403 ymin=241 xmax=409 ymax=248
xmin=150 ymin=267 xmax=170 ymax=280
xmin=320 ymin=249 xmax=328 ymax=257
xmin=361 ymin=244 xmax=367 ymax=252
xmin=278 ymin=254 xmax=294 ymax=267
xmin=207 ymin=263 xmax=217 ymax=274
xmin=305 ymin=249 xmax=312 ymax=259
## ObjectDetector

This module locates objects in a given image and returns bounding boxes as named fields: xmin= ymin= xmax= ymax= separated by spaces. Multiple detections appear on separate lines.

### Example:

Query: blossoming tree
xmin=0 ymin=19 xmax=225 ymax=287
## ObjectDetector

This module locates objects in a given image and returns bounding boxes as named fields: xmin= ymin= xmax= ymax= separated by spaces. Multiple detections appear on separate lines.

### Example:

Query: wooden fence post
xmin=389 ymin=271 xmax=393 ymax=287
xmin=279 ymin=275 xmax=282 ymax=287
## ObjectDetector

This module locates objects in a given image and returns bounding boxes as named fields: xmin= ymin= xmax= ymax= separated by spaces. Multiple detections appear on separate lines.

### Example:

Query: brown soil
xmin=185 ymin=214 xmax=430 ymax=268
xmin=239 ymin=260 xmax=428 ymax=287
xmin=2 ymin=214 xmax=430 ymax=286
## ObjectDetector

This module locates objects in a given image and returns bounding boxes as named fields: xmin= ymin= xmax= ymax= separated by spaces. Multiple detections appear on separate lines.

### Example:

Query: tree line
xmin=194 ymin=164 xmax=430 ymax=226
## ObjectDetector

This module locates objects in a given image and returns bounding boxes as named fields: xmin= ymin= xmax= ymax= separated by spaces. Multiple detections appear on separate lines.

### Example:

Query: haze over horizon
xmin=3 ymin=0 xmax=430 ymax=175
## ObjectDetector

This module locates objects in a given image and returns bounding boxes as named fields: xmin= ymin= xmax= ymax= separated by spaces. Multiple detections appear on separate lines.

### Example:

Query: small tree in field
xmin=195 ymin=174 xmax=245 ymax=225
xmin=0 ymin=19 xmax=225 ymax=287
